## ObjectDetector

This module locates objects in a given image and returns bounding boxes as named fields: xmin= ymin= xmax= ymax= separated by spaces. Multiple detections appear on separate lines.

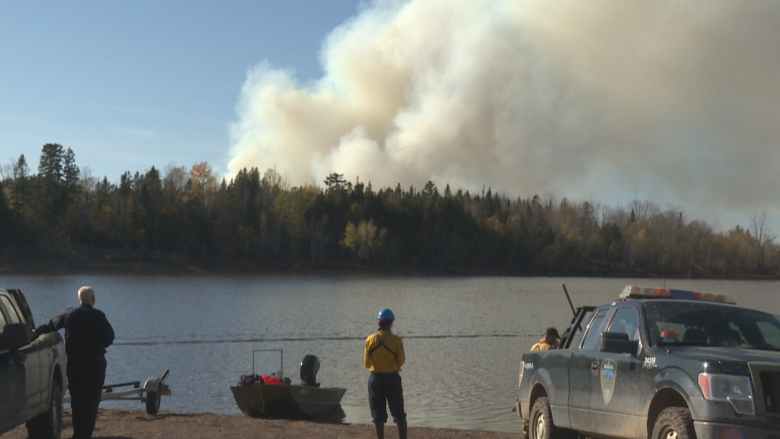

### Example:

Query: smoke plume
xmin=228 ymin=0 xmax=780 ymax=227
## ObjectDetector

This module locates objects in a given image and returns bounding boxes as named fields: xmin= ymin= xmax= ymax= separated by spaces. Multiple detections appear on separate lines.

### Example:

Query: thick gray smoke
xmin=228 ymin=0 xmax=780 ymax=227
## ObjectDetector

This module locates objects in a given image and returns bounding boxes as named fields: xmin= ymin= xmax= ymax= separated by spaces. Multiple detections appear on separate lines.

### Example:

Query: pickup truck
xmin=518 ymin=285 xmax=780 ymax=439
xmin=0 ymin=288 xmax=66 ymax=439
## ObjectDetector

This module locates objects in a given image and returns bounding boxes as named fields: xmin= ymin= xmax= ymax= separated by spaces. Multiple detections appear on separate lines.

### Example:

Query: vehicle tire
xmin=529 ymin=396 xmax=576 ymax=439
xmin=27 ymin=380 xmax=63 ymax=439
xmin=651 ymin=407 xmax=696 ymax=439
xmin=145 ymin=385 xmax=162 ymax=415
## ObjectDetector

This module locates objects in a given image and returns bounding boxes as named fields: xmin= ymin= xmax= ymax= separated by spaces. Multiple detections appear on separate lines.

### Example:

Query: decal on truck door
xmin=600 ymin=359 xmax=617 ymax=405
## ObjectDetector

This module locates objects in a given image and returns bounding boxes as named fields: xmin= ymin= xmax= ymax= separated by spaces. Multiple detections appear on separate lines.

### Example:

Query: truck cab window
xmin=645 ymin=302 xmax=780 ymax=350
xmin=580 ymin=310 xmax=608 ymax=351
xmin=0 ymin=296 xmax=21 ymax=324
xmin=756 ymin=321 xmax=780 ymax=348
xmin=608 ymin=308 xmax=640 ymax=341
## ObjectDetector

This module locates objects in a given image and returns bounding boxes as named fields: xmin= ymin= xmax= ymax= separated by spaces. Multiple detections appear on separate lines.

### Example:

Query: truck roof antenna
xmin=562 ymin=284 xmax=576 ymax=316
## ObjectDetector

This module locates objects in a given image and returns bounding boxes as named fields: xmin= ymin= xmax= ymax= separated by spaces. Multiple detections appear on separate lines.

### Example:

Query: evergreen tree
xmin=10 ymin=154 xmax=29 ymax=213
xmin=422 ymin=181 xmax=438 ymax=198
xmin=0 ymin=181 xmax=12 ymax=243
xmin=63 ymin=147 xmax=80 ymax=199
xmin=38 ymin=143 xmax=64 ymax=184
xmin=35 ymin=143 xmax=67 ymax=231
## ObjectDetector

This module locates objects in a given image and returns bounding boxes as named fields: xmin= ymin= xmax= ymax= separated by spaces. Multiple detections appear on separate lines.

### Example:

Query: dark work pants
xmin=368 ymin=372 xmax=406 ymax=424
xmin=67 ymin=356 xmax=106 ymax=439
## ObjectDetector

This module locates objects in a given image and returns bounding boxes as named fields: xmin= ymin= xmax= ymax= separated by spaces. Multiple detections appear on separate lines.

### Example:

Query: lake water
xmin=1 ymin=274 xmax=778 ymax=432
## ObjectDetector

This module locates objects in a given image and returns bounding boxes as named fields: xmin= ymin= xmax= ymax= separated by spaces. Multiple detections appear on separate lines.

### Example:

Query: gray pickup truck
xmin=1 ymin=288 xmax=66 ymax=439
xmin=518 ymin=285 xmax=780 ymax=439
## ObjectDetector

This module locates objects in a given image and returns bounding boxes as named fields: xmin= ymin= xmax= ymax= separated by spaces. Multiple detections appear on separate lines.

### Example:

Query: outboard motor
xmin=300 ymin=355 xmax=320 ymax=387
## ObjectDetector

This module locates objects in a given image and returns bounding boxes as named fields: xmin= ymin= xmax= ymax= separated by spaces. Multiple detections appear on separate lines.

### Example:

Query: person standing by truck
xmin=36 ymin=286 xmax=114 ymax=439
xmin=530 ymin=327 xmax=560 ymax=351
xmin=364 ymin=308 xmax=407 ymax=439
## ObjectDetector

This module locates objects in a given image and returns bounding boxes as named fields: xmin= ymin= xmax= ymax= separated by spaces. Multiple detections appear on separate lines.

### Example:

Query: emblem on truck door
xmin=600 ymin=359 xmax=617 ymax=405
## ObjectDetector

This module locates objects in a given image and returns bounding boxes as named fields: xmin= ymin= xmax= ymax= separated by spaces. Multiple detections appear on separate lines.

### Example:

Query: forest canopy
xmin=1 ymin=144 xmax=778 ymax=277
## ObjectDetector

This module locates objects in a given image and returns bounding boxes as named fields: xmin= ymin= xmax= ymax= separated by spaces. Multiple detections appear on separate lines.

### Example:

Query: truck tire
xmin=27 ymin=380 xmax=62 ymax=439
xmin=529 ymin=396 xmax=576 ymax=439
xmin=652 ymin=407 xmax=696 ymax=439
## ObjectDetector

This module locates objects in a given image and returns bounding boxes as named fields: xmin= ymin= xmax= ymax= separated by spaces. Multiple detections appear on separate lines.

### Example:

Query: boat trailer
xmin=64 ymin=369 xmax=171 ymax=415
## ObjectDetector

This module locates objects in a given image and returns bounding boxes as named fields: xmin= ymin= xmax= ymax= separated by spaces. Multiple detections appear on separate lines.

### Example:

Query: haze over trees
xmin=1 ymin=144 xmax=778 ymax=276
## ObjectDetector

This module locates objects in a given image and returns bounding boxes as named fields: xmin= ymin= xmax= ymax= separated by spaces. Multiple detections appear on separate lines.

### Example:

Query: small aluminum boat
xmin=230 ymin=350 xmax=346 ymax=421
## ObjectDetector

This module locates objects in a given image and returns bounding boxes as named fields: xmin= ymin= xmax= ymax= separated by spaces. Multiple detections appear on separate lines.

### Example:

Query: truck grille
xmin=760 ymin=371 xmax=780 ymax=414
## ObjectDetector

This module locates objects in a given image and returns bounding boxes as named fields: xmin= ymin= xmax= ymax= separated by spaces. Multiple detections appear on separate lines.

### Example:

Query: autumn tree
xmin=185 ymin=161 xmax=218 ymax=208
xmin=751 ymin=212 xmax=775 ymax=268
xmin=341 ymin=219 xmax=388 ymax=262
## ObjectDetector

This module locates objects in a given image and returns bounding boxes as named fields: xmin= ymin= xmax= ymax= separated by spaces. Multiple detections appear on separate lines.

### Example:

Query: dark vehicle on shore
xmin=517 ymin=285 xmax=780 ymax=439
xmin=1 ymin=289 xmax=66 ymax=439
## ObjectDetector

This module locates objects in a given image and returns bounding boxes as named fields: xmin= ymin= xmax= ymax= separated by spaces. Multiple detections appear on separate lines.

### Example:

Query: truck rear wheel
xmin=529 ymin=396 xmax=575 ymax=439
xmin=652 ymin=407 xmax=696 ymax=439
xmin=27 ymin=380 xmax=62 ymax=439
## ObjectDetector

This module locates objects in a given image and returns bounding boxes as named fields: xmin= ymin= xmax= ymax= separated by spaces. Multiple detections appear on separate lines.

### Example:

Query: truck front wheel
xmin=26 ymin=380 xmax=62 ymax=439
xmin=652 ymin=407 xmax=696 ymax=439
xmin=529 ymin=396 xmax=575 ymax=439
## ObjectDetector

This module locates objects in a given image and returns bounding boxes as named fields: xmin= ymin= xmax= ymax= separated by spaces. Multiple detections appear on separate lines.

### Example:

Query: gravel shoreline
xmin=4 ymin=409 xmax=521 ymax=439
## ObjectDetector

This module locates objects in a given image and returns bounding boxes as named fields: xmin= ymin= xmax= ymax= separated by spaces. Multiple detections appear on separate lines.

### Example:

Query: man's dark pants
xmin=368 ymin=372 xmax=406 ymax=424
xmin=66 ymin=356 xmax=106 ymax=439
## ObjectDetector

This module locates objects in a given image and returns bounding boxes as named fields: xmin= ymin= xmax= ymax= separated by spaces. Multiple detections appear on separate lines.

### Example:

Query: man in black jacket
xmin=36 ymin=286 xmax=114 ymax=439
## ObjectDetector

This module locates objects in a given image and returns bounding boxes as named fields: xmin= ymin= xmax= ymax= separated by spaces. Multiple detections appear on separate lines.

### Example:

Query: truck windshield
xmin=644 ymin=302 xmax=780 ymax=351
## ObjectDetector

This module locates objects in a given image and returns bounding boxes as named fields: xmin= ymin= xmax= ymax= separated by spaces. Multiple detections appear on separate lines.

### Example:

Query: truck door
xmin=568 ymin=309 xmax=608 ymax=432
xmin=0 ymin=295 xmax=41 ymax=420
xmin=588 ymin=307 xmax=643 ymax=439
xmin=0 ymin=309 xmax=26 ymax=432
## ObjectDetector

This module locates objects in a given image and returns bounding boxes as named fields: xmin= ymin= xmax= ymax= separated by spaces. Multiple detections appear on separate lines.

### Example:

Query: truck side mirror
xmin=0 ymin=323 xmax=32 ymax=351
xmin=600 ymin=332 xmax=639 ymax=356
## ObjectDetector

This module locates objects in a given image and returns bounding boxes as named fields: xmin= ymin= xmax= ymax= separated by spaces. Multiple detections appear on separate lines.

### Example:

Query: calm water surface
xmin=1 ymin=274 xmax=778 ymax=432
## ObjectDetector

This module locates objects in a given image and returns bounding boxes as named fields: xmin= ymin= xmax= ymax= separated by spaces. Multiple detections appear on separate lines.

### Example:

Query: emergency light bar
xmin=619 ymin=285 xmax=736 ymax=305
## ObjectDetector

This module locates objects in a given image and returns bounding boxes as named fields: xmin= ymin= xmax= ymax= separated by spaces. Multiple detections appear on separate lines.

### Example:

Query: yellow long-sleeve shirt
xmin=530 ymin=338 xmax=555 ymax=351
xmin=364 ymin=329 xmax=405 ymax=373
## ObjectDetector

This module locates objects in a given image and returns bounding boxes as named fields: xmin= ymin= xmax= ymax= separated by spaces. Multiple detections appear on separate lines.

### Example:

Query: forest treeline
xmin=1 ymin=143 xmax=778 ymax=276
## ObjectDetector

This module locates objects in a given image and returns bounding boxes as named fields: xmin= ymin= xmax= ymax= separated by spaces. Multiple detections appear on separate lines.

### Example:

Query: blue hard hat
xmin=377 ymin=308 xmax=395 ymax=321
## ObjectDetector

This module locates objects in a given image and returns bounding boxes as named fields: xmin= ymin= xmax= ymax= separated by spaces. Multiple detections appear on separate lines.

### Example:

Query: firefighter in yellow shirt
xmin=531 ymin=327 xmax=560 ymax=351
xmin=364 ymin=308 xmax=406 ymax=439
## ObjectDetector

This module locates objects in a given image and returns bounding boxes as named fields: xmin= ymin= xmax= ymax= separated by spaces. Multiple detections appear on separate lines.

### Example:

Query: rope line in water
xmin=114 ymin=332 xmax=531 ymax=346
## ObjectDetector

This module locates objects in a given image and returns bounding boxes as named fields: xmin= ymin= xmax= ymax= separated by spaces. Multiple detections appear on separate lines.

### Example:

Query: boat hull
xmin=230 ymin=384 xmax=346 ymax=420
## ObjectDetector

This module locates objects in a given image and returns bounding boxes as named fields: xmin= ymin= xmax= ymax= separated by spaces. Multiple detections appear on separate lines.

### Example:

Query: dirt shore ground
xmin=3 ymin=409 xmax=520 ymax=439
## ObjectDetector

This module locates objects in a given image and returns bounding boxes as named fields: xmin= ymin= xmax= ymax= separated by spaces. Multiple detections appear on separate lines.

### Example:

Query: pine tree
xmin=63 ymin=147 xmax=80 ymax=198
xmin=38 ymin=143 xmax=64 ymax=184
xmin=10 ymin=154 xmax=29 ymax=213
xmin=422 ymin=181 xmax=438 ymax=198
xmin=0 ymin=180 xmax=12 ymax=243
xmin=35 ymin=143 xmax=66 ymax=229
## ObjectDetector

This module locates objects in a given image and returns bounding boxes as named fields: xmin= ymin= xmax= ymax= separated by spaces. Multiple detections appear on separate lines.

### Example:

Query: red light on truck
xmin=654 ymin=289 xmax=672 ymax=297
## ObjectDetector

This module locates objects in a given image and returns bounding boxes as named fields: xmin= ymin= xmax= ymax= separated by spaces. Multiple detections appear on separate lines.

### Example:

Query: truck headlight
xmin=698 ymin=373 xmax=755 ymax=415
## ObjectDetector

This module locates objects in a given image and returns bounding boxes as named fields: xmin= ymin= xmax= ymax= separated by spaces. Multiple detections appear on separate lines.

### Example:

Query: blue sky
xmin=0 ymin=0 xmax=364 ymax=179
